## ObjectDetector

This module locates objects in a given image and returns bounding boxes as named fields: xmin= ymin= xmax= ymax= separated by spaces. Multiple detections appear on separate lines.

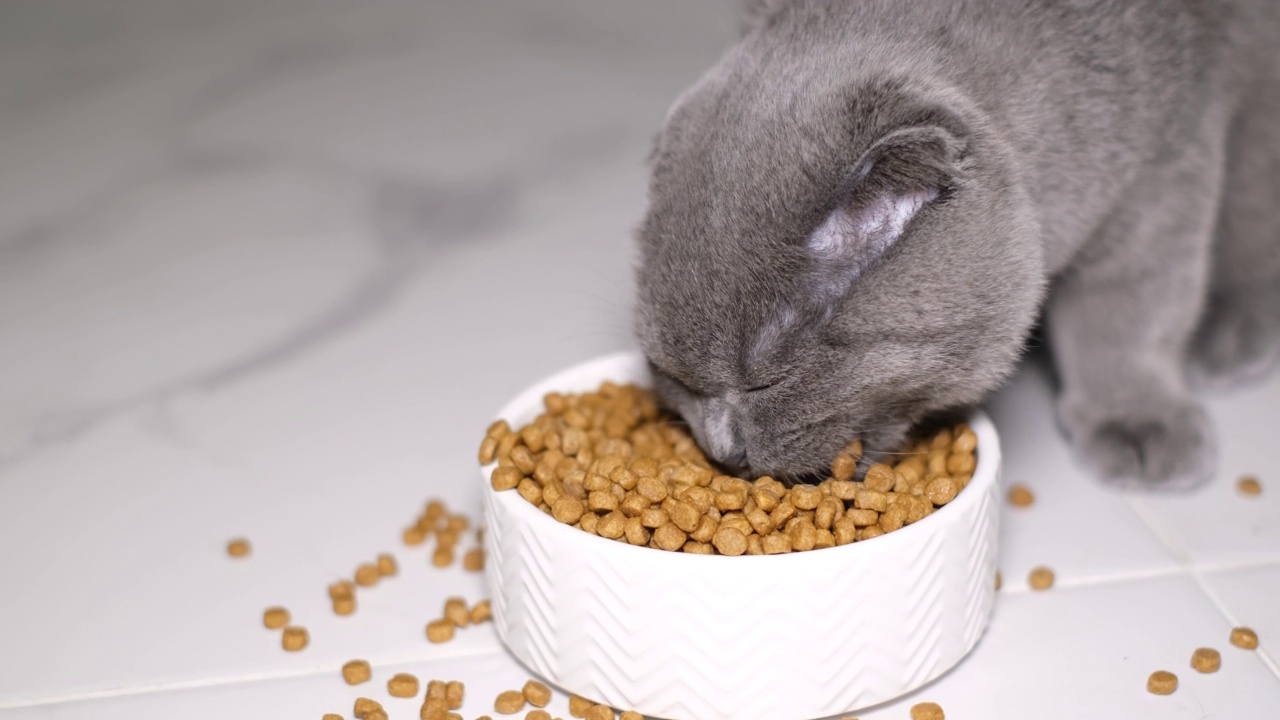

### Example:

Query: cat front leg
xmin=1047 ymin=135 xmax=1225 ymax=490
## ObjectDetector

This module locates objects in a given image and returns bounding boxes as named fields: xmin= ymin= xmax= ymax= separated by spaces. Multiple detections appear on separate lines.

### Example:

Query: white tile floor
xmin=0 ymin=1 xmax=1276 ymax=718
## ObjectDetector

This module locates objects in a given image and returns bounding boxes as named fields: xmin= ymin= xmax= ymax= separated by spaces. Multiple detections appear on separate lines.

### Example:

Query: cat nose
xmin=703 ymin=399 xmax=748 ymax=472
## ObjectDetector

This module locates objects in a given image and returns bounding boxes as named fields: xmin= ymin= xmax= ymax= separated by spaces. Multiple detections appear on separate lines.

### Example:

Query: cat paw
xmin=1189 ymin=291 xmax=1280 ymax=391
xmin=1060 ymin=400 xmax=1216 ymax=491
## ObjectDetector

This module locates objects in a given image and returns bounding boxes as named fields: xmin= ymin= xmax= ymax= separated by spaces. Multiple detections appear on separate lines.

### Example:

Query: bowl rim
xmin=482 ymin=350 xmax=1001 ymax=565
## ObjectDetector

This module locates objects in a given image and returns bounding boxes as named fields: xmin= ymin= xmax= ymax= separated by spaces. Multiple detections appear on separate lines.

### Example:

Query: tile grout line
xmin=1124 ymin=497 xmax=1280 ymax=683
xmin=0 ymin=645 xmax=510 ymax=711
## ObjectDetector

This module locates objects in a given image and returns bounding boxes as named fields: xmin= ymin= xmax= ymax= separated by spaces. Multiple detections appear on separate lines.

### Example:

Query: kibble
xmin=343 ymin=659 xmax=372 ymax=685
xmin=1147 ymin=670 xmax=1178 ymax=695
xmin=494 ymin=689 xmax=526 ymax=714
xmin=426 ymin=619 xmax=455 ymax=643
xmin=227 ymin=538 xmax=251 ymax=557
xmin=444 ymin=597 xmax=470 ymax=627
xmin=1028 ymin=566 xmax=1055 ymax=590
xmin=281 ymin=626 xmax=308 ymax=651
xmin=323 ymin=714 xmax=343 ymax=720
xmin=354 ymin=697 xmax=383 ymax=718
xmin=1238 ymin=475 xmax=1262 ymax=495
xmin=1007 ymin=484 xmax=1034 ymax=507
xmin=263 ymin=606 xmax=289 ymax=629
xmin=470 ymin=599 xmax=493 ymax=624
xmin=388 ymin=672 xmax=420 ymax=698
xmin=1230 ymin=626 xmax=1259 ymax=650
xmin=619 ymin=712 xmax=643 ymax=720
xmin=521 ymin=680 xmax=552 ymax=707
xmin=568 ymin=695 xmax=593 ymax=718
xmin=910 ymin=702 xmax=945 ymax=720
xmin=464 ymin=547 xmax=486 ymax=571
xmin=1191 ymin=647 xmax=1221 ymax=673
xmin=584 ymin=705 xmax=614 ymax=720
xmin=526 ymin=711 xmax=552 ymax=720
xmin=376 ymin=553 xmax=398 ymax=577
xmin=355 ymin=563 xmax=380 ymax=587
xmin=446 ymin=680 xmax=465 ymax=708
xmin=333 ymin=596 xmax=356 ymax=616
xmin=480 ymin=384 xmax=975 ymax=554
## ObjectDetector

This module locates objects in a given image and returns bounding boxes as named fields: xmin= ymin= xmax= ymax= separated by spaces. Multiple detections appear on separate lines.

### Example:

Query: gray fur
xmin=634 ymin=0 xmax=1280 ymax=489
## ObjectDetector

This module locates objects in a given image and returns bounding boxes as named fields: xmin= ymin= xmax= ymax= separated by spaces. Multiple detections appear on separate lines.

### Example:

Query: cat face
xmin=635 ymin=30 xmax=1045 ymax=480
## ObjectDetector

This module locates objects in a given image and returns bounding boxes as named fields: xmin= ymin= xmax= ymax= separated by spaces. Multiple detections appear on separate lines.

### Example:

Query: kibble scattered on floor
xmin=494 ymin=689 xmax=526 ymax=714
xmin=1146 ymin=670 xmax=1178 ymax=695
xmin=1230 ymin=626 xmax=1259 ymax=650
xmin=910 ymin=701 xmax=946 ymax=720
xmin=1028 ymin=566 xmax=1055 ymax=591
xmin=262 ymin=606 xmax=289 ymax=629
xmin=342 ymin=659 xmax=371 ymax=685
xmin=1006 ymin=484 xmax=1035 ymax=507
xmin=1191 ymin=647 xmax=1221 ymax=673
xmin=226 ymin=538 xmax=251 ymax=558
xmin=281 ymin=626 xmax=308 ymax=652
xmin=387 ymin=672 xmax=419 ymax=698
xmin=1237 ymin=475 xmax=1262 ymax=496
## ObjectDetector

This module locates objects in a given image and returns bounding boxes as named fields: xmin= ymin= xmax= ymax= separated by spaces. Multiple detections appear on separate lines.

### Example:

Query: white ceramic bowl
xmin=481 ymin=352 xmax=1000 ymax=720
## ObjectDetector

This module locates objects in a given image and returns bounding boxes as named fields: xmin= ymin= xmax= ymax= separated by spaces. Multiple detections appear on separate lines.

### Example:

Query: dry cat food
xmin=1146 ymin=670 xmax=1178 ymax=695
xmin=583 ymin=705 xmax=615 ymax=720
xmin=1007 ymin=484 xmax=1034 ymax=507
xmin=1028 ymin=566 xmax=1055 ymax=590
xmin=910 ymin=702 xmax=945 ymax=720
xmin=1237 ymin=475 xmax=1262 ymax=495
xmin=226 ymin=538 xmax=251 ymax=557
xmin=323 ymin=714 xmax=342 ymax=720
xmin=281 ymin=625 xmax=308 ymax=651
xmin=481 ymin=383 xmax=978 ymax=554
xmin=425 ymin=618 xmax=455 ymax=644
xmin=1230 ymin=626 xmax=1259 ymax=650
xmin=377 ymin=552 xmax=398 ymax=577
xmin=522 ymin=680 xmax=552 ymax=707
xmin=527 ymin=711 xmax=552 ymax=720
xmin=388 ymin=672 xmax=420 ymax=698
xmin=343 ymin=659 xmax=372 ymax=685
xmin=330 ymin=579 xmax=357 ymax=616
xmin=494 ymin=689 xmax=526 ymax=714
xmin=1191 ymin=647 xmax=1221 ymax=673
xmin=262 ymin=606 xmax=289 ymax=629
xmin=355 ymin=562 xmax=381 ymax=587
xmin=354 ymin=697 xmax=385 ymax=719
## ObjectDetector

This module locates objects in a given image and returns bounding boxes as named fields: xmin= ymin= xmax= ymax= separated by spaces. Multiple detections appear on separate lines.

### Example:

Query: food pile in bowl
xmin=481 ymin=379 xmax=978 ymax=555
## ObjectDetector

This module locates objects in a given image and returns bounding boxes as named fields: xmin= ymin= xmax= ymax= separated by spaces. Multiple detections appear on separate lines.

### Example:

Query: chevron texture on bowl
xmin=482 ymin=352 xmax=1001 ymax=720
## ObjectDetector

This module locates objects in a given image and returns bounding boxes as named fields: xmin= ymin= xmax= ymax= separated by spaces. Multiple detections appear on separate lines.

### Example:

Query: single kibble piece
xmin=1191 ymin=647 xmax=1221 ymax=673
xmin=433 ymin=546 xmax=455 ymax=567
xmin=446 ymin=680 xmax=465 ymax=708
xmin=421 ymin=698 xmax=449 ymax=720
xmin=355 ymin=563 xmax=381 ymax=587
xmin=1007 ymin=485 xmax=1035 ymax=507
xmin=342 ymin=659 xmax=372 ymax=685
xmin=262 ymin=606 xmax=289 ymax=629
xmin=323 ymin=714 xmax=343 ymax=720
xmin=522 ymin=680 xmax=552 ymax=707
xmin=444 ymin=597 xmax=470 ymax=627
xmin=568 ymin=695 xmax=594 ymax=718
xmin=470 ymin=599 xmax=493 ymax=624
xmin=1028 ymin=566 xmax=1055 ymax=590
xmin=1230 ymin=626 xmax=1259 ymax=650
xmin=376 ymin=553 xmax=398 ymax=577
xmin=333 ymin=596 xmax=356 ymax=616
xmin=1147 ymin=670 xmax=1178 ymax=695
xmin=526 ymin=711 xmax=552 ymax=720
xmin=619 ymin=712 xmax=644 ymax=720
xmin=910 ymin=702 xmax=945 ymax=720
xmin=404 ymin=526 xmax=426 ymax=545
xmin=464 ymin=547 xmax=485 ymax=571
xmin=584 ymin=705 xmax=615 ymax=720
xmin=354 ymin=697 xmax=383 ymax=718
xmin=281 ymin=626 xmax=308 ymax=651
xmin=494 ymin=689 xmax=526 ymax=714
xmin=426 ymin=619 xmax=455 ymax=643
xmin=388 ymin=672 xmax=420 ymax=698
xmin=712 ymin=526 xmax=748 ymax=556
xmin=1238 ymin=475 xmax=1262 ymax=495
xmin=329 ymin=580 xmax=355 ymax=600
xmin=226 ymin=538 xmax=251 ymax=557
xmin=925 ymin=476 xmax=959 ymax=505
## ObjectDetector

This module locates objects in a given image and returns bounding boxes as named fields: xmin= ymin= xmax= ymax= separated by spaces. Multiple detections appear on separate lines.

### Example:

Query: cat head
xmin=635 ymin=13 xmax=1044 ymax=479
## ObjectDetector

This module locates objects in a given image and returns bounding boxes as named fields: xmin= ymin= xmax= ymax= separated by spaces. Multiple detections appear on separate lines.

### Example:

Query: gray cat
xmin=634 ymin=0 xmax=1280 ymax=490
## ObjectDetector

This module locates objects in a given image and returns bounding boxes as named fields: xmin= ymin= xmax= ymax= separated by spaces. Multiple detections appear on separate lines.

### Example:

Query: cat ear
xmin=806 ymin=124 xmax=966 ymax=300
